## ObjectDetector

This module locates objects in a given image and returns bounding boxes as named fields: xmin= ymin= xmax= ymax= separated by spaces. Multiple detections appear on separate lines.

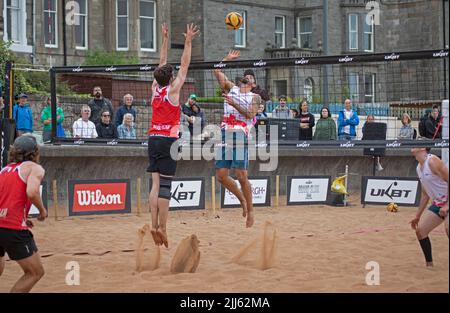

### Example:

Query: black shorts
xmin=0 ymin=228 xmax=38 ymax=261
xmin=147 ymin=136 xmax=178 ymax=176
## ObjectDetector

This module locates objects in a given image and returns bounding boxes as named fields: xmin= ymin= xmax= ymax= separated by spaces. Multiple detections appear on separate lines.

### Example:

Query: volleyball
xmin=387 ymin=203 xmax=399 ymax=213
xmin=225 ymin=12 xmax=243 ymax=30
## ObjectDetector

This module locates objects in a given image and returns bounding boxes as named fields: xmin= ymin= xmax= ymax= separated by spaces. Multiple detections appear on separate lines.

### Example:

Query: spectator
xmin=272 ymin=95 xmax=293 ymax=118
xmin=13 ymin=93 xmax=33 ymax=136
xmin=96 ymin=109 xmax=118 ymax=139
xmin=115 ymin=94 xmax=137 ymax=127
xmin=41 ymin=96 xmax=65 ymax=142
xmin=398 ymin=113 xmax=415 ymax=140
xmin=425 ymin=106 xmax=442 ymax=139
xmin=88 ymin=86 xmax=114 ymax=125
xmin=313 ymin=107 xmax=337 ymax=140
xmin=291 ymin=109 xmax=299 ymax=118
xmin=362 ymin=114 xmax=375 ymax=139
xmin=256 ymin=103 xmax=268 ymax=119
xmin=72 ymin=105 xmax=98 ymax=138
xmin=337 ymin=99 xmax=359 ymax=140
xmin=117 ymin=113 xmax=136 ymax=139
xmin=298 ymin=100 xmax=315 ymax=140
xmin=182 ymin=94 xmax=206 ymax=136
xmin=243 ymin=69 xmax=270 ymax=102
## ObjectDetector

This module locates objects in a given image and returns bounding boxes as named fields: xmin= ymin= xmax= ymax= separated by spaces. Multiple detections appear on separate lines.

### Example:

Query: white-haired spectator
xmin=72 ymin=105 xmax=98 ymax=138
xmin=117 ymin=113 xmax=136 ymax=139
xmin=115 ymin=93 xmax=137 ymax=127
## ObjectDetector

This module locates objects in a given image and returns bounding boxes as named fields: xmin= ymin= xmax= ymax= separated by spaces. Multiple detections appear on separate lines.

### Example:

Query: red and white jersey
xmin=221 ymin=86 xmax=255 ymax=135
xmin=0 ymin=162 xmax=32 ymax=231
xmin=149 ymin=85 xmax=181 ymax=138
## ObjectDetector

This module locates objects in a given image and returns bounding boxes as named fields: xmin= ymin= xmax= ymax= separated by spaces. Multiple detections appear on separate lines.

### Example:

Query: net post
xmin=344 ymin=165 xmax=349 ymax=207
xmin=50 ymin=68 xmax=57 ymax=142
xmin=137 ymin=177 xmax=142 ymax=216
xmin=52 ymin=179 xmax=58 ymax=221
xmin=275 ymin=175 xmax=280 ymax=208
xmin=211 ymin=176 xmax=216 ymax=215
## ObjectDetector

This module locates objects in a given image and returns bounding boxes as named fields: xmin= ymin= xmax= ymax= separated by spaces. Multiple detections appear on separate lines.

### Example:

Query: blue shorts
xmin=215 ymin=129 xmax=249 ymax=170
xmin=428 ymin=204 xmax=444 ymax=219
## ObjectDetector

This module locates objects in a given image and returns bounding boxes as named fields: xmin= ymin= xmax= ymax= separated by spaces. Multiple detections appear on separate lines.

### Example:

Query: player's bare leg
xmin=236 ymin=169 xmax=254 ymax=228
xmin=10 ymin=252 xmax=45 ymax=293
xmin=216 ymin=168 xmax=247 ymax=216
xmin=149 ymin=173 xmax=162 ymax=245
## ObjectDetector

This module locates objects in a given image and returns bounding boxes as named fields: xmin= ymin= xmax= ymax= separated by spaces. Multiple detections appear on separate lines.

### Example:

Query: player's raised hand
xmin=183 ymin=23 xmax=200 ymax=41
xmin=224 ymin=50 xmax=240 ymax=61
xmin=161 ymin=23 xmax=169 ymax=39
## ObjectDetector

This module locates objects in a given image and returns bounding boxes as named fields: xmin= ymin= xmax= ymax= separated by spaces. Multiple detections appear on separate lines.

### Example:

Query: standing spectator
xmin=41 ymin=96 xmax=65 ymax=142
xmin=88 ymin=86 xmax=114 ymax=125
xmin=337 ymin=99 xmax=360 ymax=140
xmin=291 ymin=109 xmax=299 ymax=118
xmin=313 ymin=107 xmax=337 ymax=140
xmin=243 ymin=69 xmax=270 ymax=102
xmin=72 ymin=105 xmax=98 ymax=138
xmin=425 ymin=106 xmax=442 ymax=139
xmin=96 ymin=109 xmax=118 ymax=139
xmin=115 ymin=94 xmax=137 ymax=127
xmin=398 ymin=113 xmax=416 ymax=140
xmin=362 ymin=114 xmax=375 ymax=139
xmin=13 ymin=93 xmax=33 ymax=136
xmin=181 ymin=94 xmax=206 ymax=136
xmin=298 ymin=100 xmax=315 ymax=140
xmin=117 ymin=113 xmax=136 ymax=139
xmin=272 ymin=95 xmax=293 ymax=118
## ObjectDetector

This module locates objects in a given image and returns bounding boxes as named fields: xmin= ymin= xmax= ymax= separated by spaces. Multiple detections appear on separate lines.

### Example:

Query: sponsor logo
xmin=214 ymin=62 xmax=226 ymax=69
xmin=433 ymin=50 xmax=449 ymax=58
xmin=74 ymin=140 xmax=85 ymax=145
xmin=107 ymin=139 xmax=118 ymax=146
xmin=298 ymin=182 xmax=320 ymax=200
xmin=386 ymin=140 xmax=401 ymax=148
xmin=369 ymin=182 xmax=412 ymax=200
xmin=105 ymin=66 xmax=117 ymax=72
xmin=0 ymin=208 xmax=8 ymax=218
xmin=296 ymin=142 xmax=310 ymax=148
xmin=175 ymin=65 xmax=181 ymax=70
xmin=171 ymin=183 xmax=196 ymax=204
xmin=295 ymin=58 xmax=309 ymax=65
xmin=339 ymin=56 xmax=354 ymax=63
xmin=434 ymin=141 xmax=449 ymax=148
xmin=72 ymin=66 xmax=83 ymax=72
xmin=253 ymin=60 xmax=267 ymax=67
xmin=384 ymin=53 xmax=400 ymax=61
xmin=139 ymin=65 xmax=152 ymax=71
xmin=255 ymin=143 xmax=268 ymax=148
xmin=76 ymin=189 xmax=123 ymax=206
xmin=340 ymin=141 xmax=355 ymax=148
xmin=141 ymin=141 xmax=148 ymax=146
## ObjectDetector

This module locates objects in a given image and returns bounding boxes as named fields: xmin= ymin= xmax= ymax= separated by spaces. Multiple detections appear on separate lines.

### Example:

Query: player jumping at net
xmin=213 ymin=50 xmax=262 ymax=228
xmin=0 ymin=135 xmax=47 ymax=292
xmin=147 ymin=23 xmax=200 ymax=248
xmin=410 ymin=147 xmax=448 ymax=267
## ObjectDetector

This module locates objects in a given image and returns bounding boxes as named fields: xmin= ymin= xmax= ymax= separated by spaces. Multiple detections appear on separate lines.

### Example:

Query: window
xmin=44 ymin=0 xmax=58 ymax=48
xmin=348 ymin=14 xmax=358 ymax=51
xmin=304 ymin=78 xmax=314 ymax=103
xmin=274 ymin=80 xmax=287 ymax=99
xmin=348 ymin=72 xmax=359 ymax=103
xmin=116 ymin=0 xmax=129 ymax=50
xmin=140 ymin=0 xmax=156 ymax=51
xmin=275 ymin=16 xmax=285 ymax=48
xmin=364 ymin=73 xmax=375 ymax=104
xmin=298 ymin=17 xmax=312 ymax=49
xmin=74 ymin=0 xmax=88 ymax=49
xmin=234 ymin=11 xmax=246 ymax=48
xmin=3 ymin=0 xmax=31 ymax=52
xmin=364 ymin=15 xmax=374 ymax=52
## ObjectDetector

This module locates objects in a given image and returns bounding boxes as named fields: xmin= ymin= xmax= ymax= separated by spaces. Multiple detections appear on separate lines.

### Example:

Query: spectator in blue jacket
xmin=115 ymin=94 xmax=137 ymax=127
xmin=13 ymin=93 xmax=34 ymax=135
xmin=337 ymin=99 xmax=359 ymax=140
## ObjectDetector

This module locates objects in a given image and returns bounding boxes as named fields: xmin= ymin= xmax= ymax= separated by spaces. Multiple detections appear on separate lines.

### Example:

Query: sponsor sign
xmin=361 ymin=177 xmax=421 ymax=206
xmin=221 ymin=177 xmax=270 ymax=208
xmin=287 ymin=176 xmax=331 ymax=205
xmin=148 ymin=178 xmax=205 ymax=210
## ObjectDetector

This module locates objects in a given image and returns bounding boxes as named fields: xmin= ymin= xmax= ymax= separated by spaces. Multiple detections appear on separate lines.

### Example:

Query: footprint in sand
xmin=170 ymin=234 xmax=201 ymax=274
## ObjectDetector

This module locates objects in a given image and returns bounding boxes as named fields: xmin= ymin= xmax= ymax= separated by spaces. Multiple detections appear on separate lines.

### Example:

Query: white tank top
xmin=416 ymin=154 xmax=448 ymax=206
xmin=221 ymin=85 xmax=254 ymax=134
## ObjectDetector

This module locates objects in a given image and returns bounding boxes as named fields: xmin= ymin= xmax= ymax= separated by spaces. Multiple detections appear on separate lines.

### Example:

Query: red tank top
xmin=0 ymin=162 xmax=32 ymax=231
xmin=149 ymin=85 xmax=180 ymax=138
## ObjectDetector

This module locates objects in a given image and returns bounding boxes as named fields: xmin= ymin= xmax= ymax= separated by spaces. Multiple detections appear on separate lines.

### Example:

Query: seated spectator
xmin=115 ymin=94 xmax=137 ymax=127
xmin=13 ymin=93 xmax=33 ymax=136
xmin=424 ymin=106 xmax=442 ymax=139
xmin=398 ymin=113 xmax=415 ymax=140
xmin=272 ymin=95 xmax=293 ymax=119
xmin=256 ymin=103 xmax=268 ymax=119
xmin=298 ymin=100 xmax=315 ymax=140
xmin=291 ymin=109 xmax=299 ymax=118
xmin=117 ymin=113 xmax=136 ymax=139
xmin=362 ymin=114 xmax=375 ymax=139
xmin=41 ymin=96 xmax=65 ymax=142
xmin=313 ymin=107 xmax=337 ymax=140
xmin=72 ymin=105 xmax=98 ymax=138
xmin=337 ymin=99 xmax=359 ymax=140
xmin=96 ymin=109 xmax=118 ymax=139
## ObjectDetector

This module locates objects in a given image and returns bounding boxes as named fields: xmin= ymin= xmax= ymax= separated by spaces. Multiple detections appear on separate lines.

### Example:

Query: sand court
xmin=0 ymin=203 xmax=448 ymax=293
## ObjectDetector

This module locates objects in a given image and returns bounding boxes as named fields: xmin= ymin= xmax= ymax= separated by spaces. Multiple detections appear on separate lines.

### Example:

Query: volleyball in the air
xmin=225 ymin=12 xmax=243 ymax=30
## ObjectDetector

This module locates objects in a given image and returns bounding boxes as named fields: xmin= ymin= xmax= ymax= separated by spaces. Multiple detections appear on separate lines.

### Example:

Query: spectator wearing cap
xmin=243 ymin=70 xmax=270 ymax=102
xmin=272 ymin=95 xmax=293 ymax=119
xmin=41 ymin=96 xmax=65 ymax=142
xmin=182 ymin=94 xmax=206 ymax=136
xmin=13 ymin=93 xmax=34 ymax=136
xmin=115 ymin=94 xmax=137 ymax=128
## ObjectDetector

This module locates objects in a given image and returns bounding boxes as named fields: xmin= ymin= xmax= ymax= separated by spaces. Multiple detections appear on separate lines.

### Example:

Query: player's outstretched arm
xmin=214 ymin=50 xmax=239 ymax=93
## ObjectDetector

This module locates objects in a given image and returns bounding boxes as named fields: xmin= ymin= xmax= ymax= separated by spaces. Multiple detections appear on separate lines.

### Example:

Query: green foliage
xmin=84 ymin=50 xmax=139 ymax=66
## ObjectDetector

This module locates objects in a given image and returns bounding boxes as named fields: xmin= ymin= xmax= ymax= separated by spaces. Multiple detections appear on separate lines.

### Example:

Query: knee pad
xmin=159 ymin=176 xmax=173 ymax=200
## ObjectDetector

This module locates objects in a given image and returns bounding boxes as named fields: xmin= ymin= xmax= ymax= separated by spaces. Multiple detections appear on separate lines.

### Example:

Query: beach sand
xmin=0 ymin=200 xmax=448 ymax=292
